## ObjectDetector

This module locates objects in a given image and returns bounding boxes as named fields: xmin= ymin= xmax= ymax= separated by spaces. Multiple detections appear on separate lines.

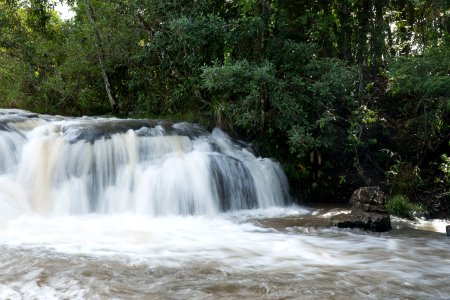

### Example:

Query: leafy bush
xmin=386 ymin=195 xmax=423 ymax=220
xmin=388 ymin=45 xmax=450 ymax=98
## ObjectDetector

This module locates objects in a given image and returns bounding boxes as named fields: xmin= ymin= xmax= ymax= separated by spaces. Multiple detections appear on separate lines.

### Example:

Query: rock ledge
xmin=335 ymin=186 xmax=391 ymax=232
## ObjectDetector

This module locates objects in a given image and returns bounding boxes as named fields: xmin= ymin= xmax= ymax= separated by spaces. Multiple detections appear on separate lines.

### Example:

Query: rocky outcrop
xmin=336 ymin=186 xmax=391 ymax=232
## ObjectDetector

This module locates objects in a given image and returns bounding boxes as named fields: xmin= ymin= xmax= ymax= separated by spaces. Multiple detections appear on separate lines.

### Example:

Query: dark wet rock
xmin=61 ymin=119 xmax=175 ymax=143
xmin=0 ymin=109 xmax=39 ymax=119
xmin=0 ymin=109 xmax=40 ymax=131
xmin=61 ymin=119 xmax=213 ymax=143
xmin=171 ymin=122 xmax=211 ymax=139
xmin=210 ymin=154 xmax=257 ymax=211
xmin=0 ymin=109 xmax=212 ymax=143
xmin=446 ymin=225 xmax=450 ymax=236
xmin=335 ymin=186 xmax=392 ymax=232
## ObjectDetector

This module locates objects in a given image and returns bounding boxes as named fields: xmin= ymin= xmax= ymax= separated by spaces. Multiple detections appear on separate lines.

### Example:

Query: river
xmin=0 ymin=110 xmax=448 ymax=299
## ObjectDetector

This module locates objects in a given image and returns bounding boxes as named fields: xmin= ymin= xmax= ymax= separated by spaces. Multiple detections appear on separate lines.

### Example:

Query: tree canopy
xmin=1 ymin=0 xmax=449 ymax=214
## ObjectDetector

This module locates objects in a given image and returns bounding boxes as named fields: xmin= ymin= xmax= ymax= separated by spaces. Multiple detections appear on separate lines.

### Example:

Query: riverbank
xmin=254 ymin=204 xmax=450 ymax=237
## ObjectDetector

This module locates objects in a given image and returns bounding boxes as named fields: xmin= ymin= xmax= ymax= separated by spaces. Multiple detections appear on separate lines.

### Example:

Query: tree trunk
xmin=86 ymin=1 xmax=117 ymax=113
xmin=337 ymin=1 xmax=351 ymax=62
xmin=372 ymin=0 xmax=385 ymax=70
xmin=356 ymin=0 xmax=371 ymax=66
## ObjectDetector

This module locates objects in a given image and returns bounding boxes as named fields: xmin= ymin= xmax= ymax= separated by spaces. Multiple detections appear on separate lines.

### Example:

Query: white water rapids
xmin=0 ymin=109 xmax=449 ymax=299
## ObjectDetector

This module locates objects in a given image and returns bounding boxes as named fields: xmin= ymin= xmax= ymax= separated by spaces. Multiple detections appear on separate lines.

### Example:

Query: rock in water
xmin=336 ymin=186 xmax=391 ymax=232
xmin=446 ymin=225 xmax=450 ymax=237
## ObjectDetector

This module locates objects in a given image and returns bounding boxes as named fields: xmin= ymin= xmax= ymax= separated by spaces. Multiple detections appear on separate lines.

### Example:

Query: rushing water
xmin=0 ymin=109 xmax=449 ymax=299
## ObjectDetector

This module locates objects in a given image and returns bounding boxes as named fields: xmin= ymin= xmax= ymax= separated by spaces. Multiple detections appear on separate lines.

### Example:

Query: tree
xmin=0 ymin=0 xmax=66 ymax=111
xmin=1 ymin=0 xmax=449 ymax=208
xmin=85 ymin=0 xmax=117 ymax=113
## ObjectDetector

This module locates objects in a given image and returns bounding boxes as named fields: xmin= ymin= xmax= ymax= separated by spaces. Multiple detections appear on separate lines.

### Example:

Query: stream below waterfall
xmin=0 ymin=110 xmax=449 ymax=299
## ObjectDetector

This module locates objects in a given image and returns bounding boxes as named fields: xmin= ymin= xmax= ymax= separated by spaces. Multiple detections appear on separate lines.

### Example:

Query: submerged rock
xmin=336 ymin=186 xmax=392 ymax=232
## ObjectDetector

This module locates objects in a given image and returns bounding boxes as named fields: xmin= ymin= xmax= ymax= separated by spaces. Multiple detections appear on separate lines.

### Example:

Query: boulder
xmin=446 ymin=225 xmax=450 ymax=237
xmin=336 ymin=186 xmax=391 ymax=232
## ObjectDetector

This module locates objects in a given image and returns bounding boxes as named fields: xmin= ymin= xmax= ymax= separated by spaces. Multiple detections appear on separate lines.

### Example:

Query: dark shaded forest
xmin=1 ymin=0 xmax=449 ymax=216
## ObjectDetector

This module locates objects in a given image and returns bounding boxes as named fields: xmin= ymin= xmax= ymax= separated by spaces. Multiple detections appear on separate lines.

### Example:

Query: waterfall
xmin=0 ymin=109 xmax=289 ymax=217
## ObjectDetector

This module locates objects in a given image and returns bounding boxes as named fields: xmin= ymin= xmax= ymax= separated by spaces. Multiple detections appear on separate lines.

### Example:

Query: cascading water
xmin=0 ymin=109 xmax=289 ymax=217
xmin=0 ymin=109 xmax=449 ymax=299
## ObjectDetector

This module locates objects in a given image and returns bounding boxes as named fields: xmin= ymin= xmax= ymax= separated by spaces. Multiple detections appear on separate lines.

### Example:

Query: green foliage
xmin=437 ymin=154 xmax=450 ymax=188
xmin=0 ymin=0 xmax=68 ymax=112
xmin=388 ymin=45 xmax=450 ymax=98
xmin=202 ymin=60 xmax=278 ymax=130
xmin=386 ymin=194 xmax=423 ymax=219
xmin=383 ymin=44 xmax=450 ymax=200
xmin=386 ymin=159 xmax=423 ymax=196
xmin=1 ymin=0 xmax=449 ymax=209
xmin=203 ymin=42 xmax=356 ymax=159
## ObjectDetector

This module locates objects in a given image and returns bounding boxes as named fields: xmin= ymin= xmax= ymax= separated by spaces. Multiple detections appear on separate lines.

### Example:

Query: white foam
xmin=415 ymin=218 xmax=450 ymax=234
xmin=0 ymin=111 xmax=289 ymax=217
xmin=0 ymin=210 xmax=450 ymax=299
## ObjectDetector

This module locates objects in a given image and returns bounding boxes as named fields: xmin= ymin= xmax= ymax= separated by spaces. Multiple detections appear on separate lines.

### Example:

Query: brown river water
xmin=0 ymin=110 xmax=448 ymax=299
xmin=0 ymin=208 xmax=449 ymax=299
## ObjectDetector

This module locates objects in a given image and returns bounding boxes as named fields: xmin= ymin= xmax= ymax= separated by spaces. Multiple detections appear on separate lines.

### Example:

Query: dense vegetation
xmin=1 ymin=0 xmax=449 ymax=216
